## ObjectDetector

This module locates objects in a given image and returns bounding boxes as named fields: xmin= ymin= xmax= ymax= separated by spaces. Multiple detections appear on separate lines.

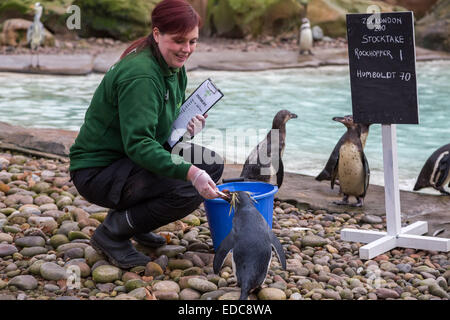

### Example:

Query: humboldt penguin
xmin=299 ymin=18 xmax=313 ymax=55
xmin=331 ymin=115 xmax=370 ymax=207
xmin=240 ymin=110 xmax=297 ymax=188
xmin=413 ymin=143 xmax=450 ymax=195
xmin=213 ymin=191 xmax=286 ymax=300
xmin=316 ymin=115 xmax=371 ymax=182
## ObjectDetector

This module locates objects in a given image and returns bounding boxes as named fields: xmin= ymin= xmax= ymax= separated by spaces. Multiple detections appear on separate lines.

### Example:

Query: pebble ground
xmin=0 ymin=151 xmax=449 ymax=300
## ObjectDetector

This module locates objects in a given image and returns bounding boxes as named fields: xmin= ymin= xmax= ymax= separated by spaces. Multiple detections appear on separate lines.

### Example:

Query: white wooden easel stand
xmin=341 ymin=124 xmax=450 ymax=260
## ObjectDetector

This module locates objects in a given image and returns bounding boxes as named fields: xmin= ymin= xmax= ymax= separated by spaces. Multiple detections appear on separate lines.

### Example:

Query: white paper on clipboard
xmin=167 ymin=78 xmax=223 ymax=148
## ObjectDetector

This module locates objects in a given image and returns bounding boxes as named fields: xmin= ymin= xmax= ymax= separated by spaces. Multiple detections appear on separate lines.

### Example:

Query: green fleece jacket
xmin=69 ymin=47 xmax=192 ymax=180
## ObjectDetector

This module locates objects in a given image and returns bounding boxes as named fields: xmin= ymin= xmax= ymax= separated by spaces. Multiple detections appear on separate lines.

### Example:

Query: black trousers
xmin=70 ymin=143 xmax=224 ymax=234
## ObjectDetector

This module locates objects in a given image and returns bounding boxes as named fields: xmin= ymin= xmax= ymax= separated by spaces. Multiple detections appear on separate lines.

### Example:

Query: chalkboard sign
xmin=347 ymin=12 xmax=418 ymax=124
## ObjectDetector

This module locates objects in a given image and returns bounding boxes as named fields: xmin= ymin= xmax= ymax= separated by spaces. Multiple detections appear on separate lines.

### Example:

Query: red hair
xmin=120 ymin=0 xmax=201 ymax=59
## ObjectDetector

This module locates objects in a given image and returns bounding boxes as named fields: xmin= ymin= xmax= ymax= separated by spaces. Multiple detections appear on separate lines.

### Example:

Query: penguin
xmin=213 ymin=191 xmax=286 ymax=300
xmin=299 ymin=17 xmax=313 ymax=55
xmin=240 ymin=110 xmax=297 ymax=188
xmin=316 ymin=115 xmax=371 ymax=182
xmin=331 ymin=115 xmax=370 ymax=207
xmin=413 ymin=143 xmax=450 ymax=195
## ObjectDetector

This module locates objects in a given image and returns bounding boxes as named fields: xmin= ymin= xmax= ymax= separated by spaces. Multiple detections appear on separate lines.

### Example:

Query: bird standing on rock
xmin=316 ymin=115 xmax=371 ymax=182
xmin=414 ymin=143 xmax=450 ymax=195
xmin=240 ymin=110 xmax=297 ymax=188
xmin=299 ymin=18 xmax=313 ymax=55
xmin=331 ymin=115 xmax=370 ymax=207
xmin=27 ymin=2 xmax=45 ymax=69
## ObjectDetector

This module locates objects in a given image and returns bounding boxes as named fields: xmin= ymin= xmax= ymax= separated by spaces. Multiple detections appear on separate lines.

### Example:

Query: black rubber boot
xmin=90 ymin=209 xmax=151 ymax=269
xmin=132 ymin=233 xmax=166 ymax=248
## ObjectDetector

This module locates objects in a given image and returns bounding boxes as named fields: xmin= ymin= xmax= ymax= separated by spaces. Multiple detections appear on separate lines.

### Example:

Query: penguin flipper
xmin=276 ymin=158 xmax=284 ymax=188
xmin=315 ymin=169 xmax=330 ymax=181
xmin=414 ymin=160 xmax=432 ymax=191
xmin=362 ymin=151 xmax=370 ymax=197
xmin=316 ymin=134 xmax=346 ymax=181
xmin=330 ymin=151 xmax=340 ymax=190
xmin=435 ymin=153 xmax=450 ymax=187
xmin=269 ymin=232 xmax=286 ymax=270
xmin=241 ymin=142 xmax=271 ymax=181
xmin=213 ymin=232 xmax=235 ymax=274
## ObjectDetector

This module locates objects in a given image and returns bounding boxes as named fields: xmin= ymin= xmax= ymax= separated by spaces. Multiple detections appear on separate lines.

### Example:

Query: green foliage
xmin=207 ymin=0 xmax=301 ymax=37
xmin=228 ymin=0 xmax=278 ymax=13
xmin=0 ymin=0 xmax=162 ymax=40
xmin=73 ymin=0 xmax=160 ymax=40
xmin=0 ymin=0 xmax=33 ymax=20
xmin=75 ymin=0 xmax=150 ymax=24
xmin=229 ymin=0 xmax=278 ymax=25
xmin=208 ymin=0 xmax=240 ymax=37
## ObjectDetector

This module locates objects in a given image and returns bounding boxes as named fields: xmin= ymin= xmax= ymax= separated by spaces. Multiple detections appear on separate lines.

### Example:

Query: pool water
xmin=0 ymin=60 xmax=449 ymax=193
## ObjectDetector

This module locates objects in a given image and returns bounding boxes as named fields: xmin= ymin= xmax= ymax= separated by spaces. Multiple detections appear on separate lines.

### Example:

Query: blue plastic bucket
xmin=204 ymin=181 xmax=278 ymax=251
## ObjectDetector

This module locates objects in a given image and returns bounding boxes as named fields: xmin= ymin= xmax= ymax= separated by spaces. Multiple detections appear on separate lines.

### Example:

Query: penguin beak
xmin=332 ymin=116 xmax=345 ymax=123
xmin=290 ymin=113 xmax=298 ymax=119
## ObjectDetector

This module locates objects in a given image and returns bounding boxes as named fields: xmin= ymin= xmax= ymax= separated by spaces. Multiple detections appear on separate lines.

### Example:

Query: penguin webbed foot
xmin=438 ymin=187 xmax=450 ymax=196
xmin=333 ymin=200 xmax=349 ymax=206
xmin=333 ymin=195 xmax=349 ymax=206
xmin=351 ymin=197 xmax=364 ymax=207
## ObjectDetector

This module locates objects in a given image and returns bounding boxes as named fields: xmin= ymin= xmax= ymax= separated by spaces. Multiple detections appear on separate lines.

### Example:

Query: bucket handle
xmin=222 ymin=177 xmax=264 ymax=184
xmin=222 ymin=177 xmax=245 ymax=183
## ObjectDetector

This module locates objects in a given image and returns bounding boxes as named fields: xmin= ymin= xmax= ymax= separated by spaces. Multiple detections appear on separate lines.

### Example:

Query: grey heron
xmin=27 ymin=2 xmax=44 ymax=68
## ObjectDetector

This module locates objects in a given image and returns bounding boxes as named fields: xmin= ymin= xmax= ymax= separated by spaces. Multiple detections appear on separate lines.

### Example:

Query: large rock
xmin=308 ymin=0 xmax=406 ymax=38
xmin=187 ymin=278 xmax=218 ymax=292
xmin=152 ymin=280 xmax=180 ymax=293
xmin=301 ymin=235 xmax=328 ymax=247
xmin=40 ymin=262 xmax=67 ymax=281
xmin=15 ymin=236 xmax=46 ymax=248
xmin=8 ymin=275 xmax=38 ymax=290
xmin=92 ymin=265 xmax=122 ymax=283
xmin=0 ymin=121 xmax=77 ymax=157
xmin=0 ymin=18 xmax=54 ymax=47
xmin=375 ymin=288 xmax=400 ymax=299
xmin=20 ymin=246 xmax=48 ymax=257
xmin=49 ymin=234 xmax=70 ymax=248
xmin=145 ymin=261 xmax=164 ymax=277
xmin=257 ymin=287 xmax=287 ymax=300
xmin=381 ymin=0 xmax=438 ymax=18
xmin=84 ymin=246 xmax=105 ymax=266
xmin=0 ymin=244 xmax=18 ymax=257
xmin=416 ymin=0 xmax=450 ymax=52
xmin=0 ymin=233 xmax=13 ymax=243
xmin=28 ymin=216 xmax=58 ymax=233
xmin=155 ymin=245 xmax=186 ymax=258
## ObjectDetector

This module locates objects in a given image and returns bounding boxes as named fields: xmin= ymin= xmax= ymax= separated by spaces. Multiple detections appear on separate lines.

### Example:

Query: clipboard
xmin=167 ymin=78 xmax=224 ymax=148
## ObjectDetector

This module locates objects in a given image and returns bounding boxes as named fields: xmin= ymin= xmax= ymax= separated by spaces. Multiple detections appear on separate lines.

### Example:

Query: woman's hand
xmin=187 ymin=165 xmax=218 ymax=199
xmin=187 ymin=113 xmax=207 ymax=136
